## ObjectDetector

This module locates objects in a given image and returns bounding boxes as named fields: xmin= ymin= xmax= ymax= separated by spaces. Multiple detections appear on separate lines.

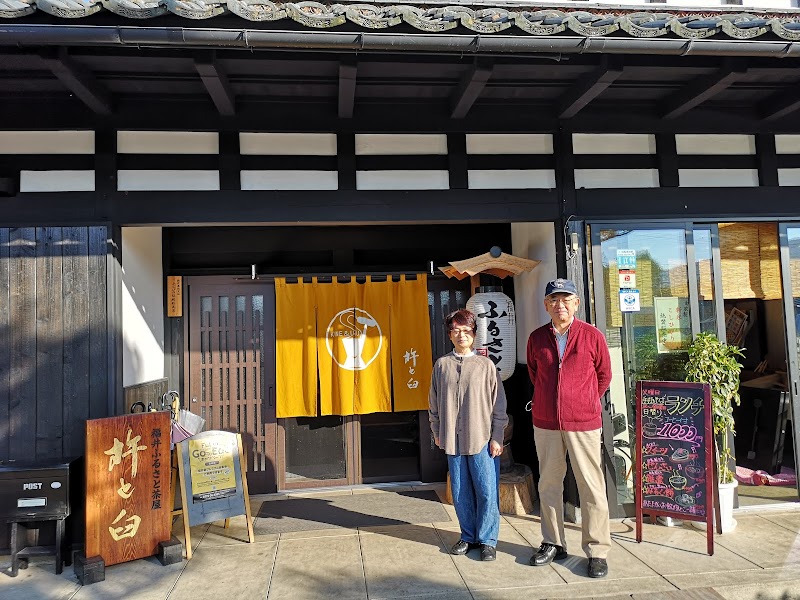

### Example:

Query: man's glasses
xmin=546 ymin=296 xmax=578 ymax=307
xmin=450 ymin=328 xmax=474 ymax=337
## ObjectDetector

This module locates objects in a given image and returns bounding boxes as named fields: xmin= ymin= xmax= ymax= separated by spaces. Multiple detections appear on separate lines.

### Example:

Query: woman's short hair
xmin=445 ymin=309 xmax=477 ymax=333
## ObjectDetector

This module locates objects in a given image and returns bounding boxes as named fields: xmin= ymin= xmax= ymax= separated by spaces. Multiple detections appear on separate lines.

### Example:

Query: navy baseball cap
xmin=544 ymin=278 xmax=578 ymax=298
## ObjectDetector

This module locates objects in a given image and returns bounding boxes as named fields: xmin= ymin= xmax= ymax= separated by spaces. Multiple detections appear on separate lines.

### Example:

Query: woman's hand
xmin=489 ymin=440 xmax=503 ymax=457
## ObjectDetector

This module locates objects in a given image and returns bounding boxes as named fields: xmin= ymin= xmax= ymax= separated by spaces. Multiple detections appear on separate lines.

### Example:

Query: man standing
xmin=526 ymin=278 xmax=612 ymax=578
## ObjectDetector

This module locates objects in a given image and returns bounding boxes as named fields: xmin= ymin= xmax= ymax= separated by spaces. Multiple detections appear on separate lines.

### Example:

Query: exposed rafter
xmin=450 ymin=59 xmax=493 ymax=120
xmin=39 ymin=48 xmax=112 ymax=116
xmin=557 ymin=57 xmax=623 ymax=120
xmin=660 ymin=60 xmax=747 ymax=119
xmin=194 ymin=51 xmax=236 ymax=116
xmin=760 ymin=88 xmax=800 ymax=122
xmin=338 ymin=58 xmax=358 ymax=119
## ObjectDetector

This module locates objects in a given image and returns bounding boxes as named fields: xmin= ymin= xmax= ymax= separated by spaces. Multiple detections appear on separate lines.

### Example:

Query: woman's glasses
xmin=450 ymin=328 xmax=474 ymax=337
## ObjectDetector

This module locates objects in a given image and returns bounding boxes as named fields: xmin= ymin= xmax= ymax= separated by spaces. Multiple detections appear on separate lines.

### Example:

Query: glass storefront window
xmin=597 ymin=228 xmax=692 ymax=506
xmin=694 ymin=229 xmax=718 ymax=335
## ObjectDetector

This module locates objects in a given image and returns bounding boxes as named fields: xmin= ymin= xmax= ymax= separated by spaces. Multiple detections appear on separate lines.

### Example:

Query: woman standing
xmin=428 ymin=309 xmax=508 ymax=561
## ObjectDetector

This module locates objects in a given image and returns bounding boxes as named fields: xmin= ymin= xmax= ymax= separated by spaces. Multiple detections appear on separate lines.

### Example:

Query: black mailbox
xmin=0 ymin=460 xmax=74 ymax=520
xmin=0 ymin=458 xmax=79 ymax=577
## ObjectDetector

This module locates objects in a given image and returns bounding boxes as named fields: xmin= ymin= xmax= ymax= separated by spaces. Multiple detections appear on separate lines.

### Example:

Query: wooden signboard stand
xmin=635 ymin=381 xmax=722 ymax=556
xmin=78 ymin=412 xmax=177 ymax=585
xmin=175 ymin=430 xmax=255 ymax=559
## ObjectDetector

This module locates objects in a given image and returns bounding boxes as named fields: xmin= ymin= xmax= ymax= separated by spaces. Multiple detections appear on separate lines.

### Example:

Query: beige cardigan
xmin=428 ymin=353 xmax=508 ymax=456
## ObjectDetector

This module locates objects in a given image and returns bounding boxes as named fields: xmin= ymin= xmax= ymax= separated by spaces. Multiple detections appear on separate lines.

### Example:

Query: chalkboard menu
xmin=635 ymin=380 xmax=719 ymax=556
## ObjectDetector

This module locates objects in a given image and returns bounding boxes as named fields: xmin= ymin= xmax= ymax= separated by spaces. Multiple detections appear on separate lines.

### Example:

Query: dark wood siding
xmin=0 ymin=225 xmax=112 ymax=549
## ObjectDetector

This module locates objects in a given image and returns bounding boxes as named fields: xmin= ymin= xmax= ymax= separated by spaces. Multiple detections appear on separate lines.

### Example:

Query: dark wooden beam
xmin=338 ymin=58 xmax=358 ymax=119
xmin=660 ymin=60 xmax=747 ymax=119
xmin=759 ymin=87 xmax=800 ymax=122
xmin=576 ymin=186 xmax=800 ymax=219
xmin=450 ymin=59 xmax=493 ymax=120
xmin=194 ymin=51 xmax=236 ymax=117
xmin=557 ymin=57 xmax=623 ymax=120
xmin=656 ymin=133 xmax=679 ymax=187
xmin=39 ymin=48 xmax=112 ymax=116
xmin=756 ymin=133 xmax=779 ymax=187
xmin=0 ymin=189 xmax=559 ymax=227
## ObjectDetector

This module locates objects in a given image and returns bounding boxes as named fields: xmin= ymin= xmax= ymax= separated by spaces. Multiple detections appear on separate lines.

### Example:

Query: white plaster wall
xmin=122 ymin=227 xmax=165 ymax=387
xmin=511 ymin=222 xmax=558 ymax=363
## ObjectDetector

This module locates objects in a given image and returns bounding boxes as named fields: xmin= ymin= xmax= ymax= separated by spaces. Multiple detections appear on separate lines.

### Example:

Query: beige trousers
xmin=534 ymin=426 xmax=612 ymax=559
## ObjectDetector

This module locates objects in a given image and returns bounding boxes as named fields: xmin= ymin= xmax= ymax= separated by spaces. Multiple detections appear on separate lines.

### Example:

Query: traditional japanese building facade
xmin=3 ymin=0 xmax=800 ymax=551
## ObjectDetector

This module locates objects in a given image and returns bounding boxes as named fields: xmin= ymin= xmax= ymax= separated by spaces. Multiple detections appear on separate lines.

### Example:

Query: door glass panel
xmin=284 ymin=416 xmax=347 ymax=482
xmin=361 ymin=412 xmax=420 ymax=482
xmin=694 ymin=229 xmax=718 ymax=335
xmin=599 ymin=228 xmax=691 ymax=506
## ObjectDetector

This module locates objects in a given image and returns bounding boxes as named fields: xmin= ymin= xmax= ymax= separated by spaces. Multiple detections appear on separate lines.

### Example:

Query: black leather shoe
xmin=480 ymin=545 xmax=496 ymax=561
xmin=450 ymin=540 xmax=479 ymax=555
xmin=588 ymin=557 xmax=608 ymax=578
xmin=530 ymin=543 xmax=568 ymax=566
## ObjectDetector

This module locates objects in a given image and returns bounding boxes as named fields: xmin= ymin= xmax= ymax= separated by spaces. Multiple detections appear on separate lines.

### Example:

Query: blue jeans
xmin=447 ymin=443 xmax=501 ymax=547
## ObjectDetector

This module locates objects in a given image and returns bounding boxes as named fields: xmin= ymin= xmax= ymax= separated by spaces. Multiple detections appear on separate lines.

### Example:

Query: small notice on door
xmin=620 ymin=289 xmax=641 ymax=312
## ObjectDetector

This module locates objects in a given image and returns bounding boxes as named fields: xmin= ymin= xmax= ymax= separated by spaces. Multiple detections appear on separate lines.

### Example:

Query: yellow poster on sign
xmin=391 ymin=275 xmax=433 ymax=412
xmin=188 ymin=433 xmax=237 ymax=502
xmin=275 ymin=277 xmax=318 ymax=418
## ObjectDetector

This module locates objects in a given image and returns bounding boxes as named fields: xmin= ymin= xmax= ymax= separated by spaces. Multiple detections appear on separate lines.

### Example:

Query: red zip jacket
xmin=526 ymin=318 xmax=612 ymax=431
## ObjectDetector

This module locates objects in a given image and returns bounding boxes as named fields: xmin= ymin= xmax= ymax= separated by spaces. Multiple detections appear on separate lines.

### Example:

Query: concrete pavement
xmin=3 ymin=482 xmax=800 ymax=600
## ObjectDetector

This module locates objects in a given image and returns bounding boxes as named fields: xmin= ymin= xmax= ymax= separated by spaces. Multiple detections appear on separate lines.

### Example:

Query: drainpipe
xmin=1 ymin=24 xmax=800 ymax=58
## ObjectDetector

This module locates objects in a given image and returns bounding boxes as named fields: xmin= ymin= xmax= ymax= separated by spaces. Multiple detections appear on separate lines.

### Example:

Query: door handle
xmin=269 ymin=385 xmax=275 ymax=408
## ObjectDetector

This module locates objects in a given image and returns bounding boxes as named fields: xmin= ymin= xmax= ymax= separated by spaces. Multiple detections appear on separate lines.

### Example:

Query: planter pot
xmin=690 ymin=480 xmax=738 ymax=533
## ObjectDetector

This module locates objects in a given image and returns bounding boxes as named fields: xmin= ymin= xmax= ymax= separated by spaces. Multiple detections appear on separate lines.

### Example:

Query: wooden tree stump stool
xmin=445 ymin=463 xmax=536 ymax=515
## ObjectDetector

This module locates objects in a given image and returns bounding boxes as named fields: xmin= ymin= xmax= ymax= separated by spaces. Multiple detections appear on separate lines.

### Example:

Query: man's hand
xmin=434 ymin=436 xmax=440 ymax=448
xmin=489 ymin=440 xmax=503 ymax=457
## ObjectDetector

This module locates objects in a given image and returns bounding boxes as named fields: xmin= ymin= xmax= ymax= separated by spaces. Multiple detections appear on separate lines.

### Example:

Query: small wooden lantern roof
xmin=440 ymin=247 xmax=540 ymax=280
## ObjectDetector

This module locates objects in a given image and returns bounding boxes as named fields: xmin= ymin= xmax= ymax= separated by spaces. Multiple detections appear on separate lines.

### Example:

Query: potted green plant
xmin=684 ymin=331 xmax=744 ymax=532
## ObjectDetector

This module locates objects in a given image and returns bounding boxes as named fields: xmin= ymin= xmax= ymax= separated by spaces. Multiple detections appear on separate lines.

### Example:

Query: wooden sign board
xmin=167 ymin=276 xmax=182 ymax=317
xmin=176 ymin=430 xmax=254 ymax=559
xmin=635 ymin=381 xmax=721 ymax=556
xmin=85 ymin=412 xmax=172 ymax=566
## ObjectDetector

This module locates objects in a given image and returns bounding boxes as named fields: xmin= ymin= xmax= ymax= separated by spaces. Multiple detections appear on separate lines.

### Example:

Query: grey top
xmin=428 ymin=353 xmax=508 ymax=456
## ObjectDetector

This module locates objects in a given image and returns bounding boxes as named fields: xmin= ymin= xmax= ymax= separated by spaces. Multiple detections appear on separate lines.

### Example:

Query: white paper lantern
xmin=466 ymin=288 xmax=516 ymax=381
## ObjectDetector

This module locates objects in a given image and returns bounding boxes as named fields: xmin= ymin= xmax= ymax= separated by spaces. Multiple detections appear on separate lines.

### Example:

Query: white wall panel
xmin=468 ymin=169 xmax=555 ymax=189
xmin=676 ymin=134 xmax=755 ymax=155
xmin=572 ymin=134 xmax=655 ymax=155
xmin=776 ymin=135 xmax=800 ymax=154
xmin=118 ymin=131 xmax=219 ymax=154
xmin=122 ymin=227 xmax=164 ymax=387
xmin=0 ymin=131 xmax=94 ymax=154
xmin=19 ymin=170 xmax=95 ymax=192
xmin=466 ymin=134 xmax=553 ymax=155
xmin=356 ymin=170 xmax=449 ymax=190
xmin=679 ymin=169 xmax=759 ymax=187
xmin=778 ymin=169 xmax=800 ymax=186
xmin=355 ymin=134 xmax=447 ymax=155
xmin=511 ymin=222 xmax=557 ymax=363
xmin=241 ymin=170 xmax=338 ymax=190
xmin=118 ymin=170 xmax=220 ymax=191
xmin=240 ymin=133 xmax=337 ymax=156
xmin=575 ymin=169 xmax=659 ymax=189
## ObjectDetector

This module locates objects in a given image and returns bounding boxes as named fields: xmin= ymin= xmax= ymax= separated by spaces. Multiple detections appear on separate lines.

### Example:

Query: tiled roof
xmin=3 ymin=0 xmax=800 ymax=41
